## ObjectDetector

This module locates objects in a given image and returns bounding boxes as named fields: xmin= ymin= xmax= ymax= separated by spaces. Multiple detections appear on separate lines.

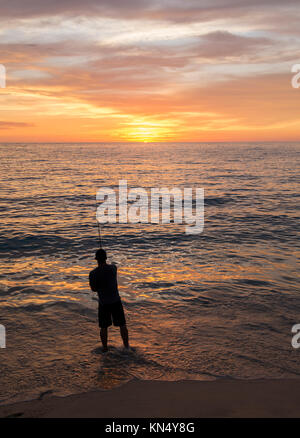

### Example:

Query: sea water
xmin=0 ymin=142 xmax=299 ymax=404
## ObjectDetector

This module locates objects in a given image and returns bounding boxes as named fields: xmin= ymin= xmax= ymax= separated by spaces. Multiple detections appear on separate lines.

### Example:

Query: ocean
xmin=0 ymin=142 xmax=299 ymax=405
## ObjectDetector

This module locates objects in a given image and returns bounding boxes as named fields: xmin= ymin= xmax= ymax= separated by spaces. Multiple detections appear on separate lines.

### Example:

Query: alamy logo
xmin=291 ymin=324 xmax=300 ymax=349
xmin=0 ymin=64 xmax=6 ymax=88
xmin=0 ymin=324 xmax=6 ymax=348
xmin=96 ymin=180 xmax=204 ymax=234
xmin=291 ymin=64 xmax=300 ymax=89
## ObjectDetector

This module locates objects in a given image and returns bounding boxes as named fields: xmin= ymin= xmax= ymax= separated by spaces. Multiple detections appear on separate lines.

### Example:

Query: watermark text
xmin=96 ymin=180 xmax=204 ymax=235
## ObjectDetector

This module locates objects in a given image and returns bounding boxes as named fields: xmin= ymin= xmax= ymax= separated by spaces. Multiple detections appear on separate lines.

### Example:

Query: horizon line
xmin=1 ymin=140 xmax=300 ymax=145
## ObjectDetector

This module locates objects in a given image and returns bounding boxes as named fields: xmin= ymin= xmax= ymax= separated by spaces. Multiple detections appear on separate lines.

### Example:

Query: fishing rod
xmin=97 ymin=220 xmax=103 ymax=248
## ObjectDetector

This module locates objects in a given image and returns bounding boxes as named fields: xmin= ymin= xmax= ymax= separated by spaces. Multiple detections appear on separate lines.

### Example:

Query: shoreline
xmin=1 ymin=378 xmax=300 ymax=418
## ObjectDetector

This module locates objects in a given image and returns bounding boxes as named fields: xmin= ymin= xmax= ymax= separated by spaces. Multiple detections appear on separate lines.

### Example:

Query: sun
xmin=115 ymin=119 xmax=175 ymax=142
xmin=122 ymin=126 xmax=163 ymax=142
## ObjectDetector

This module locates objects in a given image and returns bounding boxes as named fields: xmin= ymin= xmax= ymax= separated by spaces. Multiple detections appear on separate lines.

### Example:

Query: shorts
xmin=98 ymin=299 xmax=126 ymax=328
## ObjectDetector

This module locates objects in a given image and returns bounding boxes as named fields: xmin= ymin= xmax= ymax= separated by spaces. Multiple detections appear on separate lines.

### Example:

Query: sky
xmin=0 ymin=0 xmax=300 ymax=142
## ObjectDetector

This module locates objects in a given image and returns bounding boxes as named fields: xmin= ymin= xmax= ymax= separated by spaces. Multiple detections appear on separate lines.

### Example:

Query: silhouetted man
xmin=89 ymin=249 xmax=129 ymax=352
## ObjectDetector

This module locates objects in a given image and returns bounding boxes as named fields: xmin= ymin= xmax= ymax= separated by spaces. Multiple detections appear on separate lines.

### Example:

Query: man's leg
xmin=100 ymin=327 xmax=108 ymax=352
xmin=120 ymin=325 xmax=129 ymax=348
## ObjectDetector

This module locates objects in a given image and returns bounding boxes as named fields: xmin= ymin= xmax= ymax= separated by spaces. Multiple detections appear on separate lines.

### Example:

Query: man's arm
xmin=89 ymin=271 xmax=98 ymax=292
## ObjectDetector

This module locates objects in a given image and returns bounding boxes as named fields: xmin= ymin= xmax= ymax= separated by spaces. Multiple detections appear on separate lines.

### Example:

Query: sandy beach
xmin=1 ymin=379 xmax=300 ymax=418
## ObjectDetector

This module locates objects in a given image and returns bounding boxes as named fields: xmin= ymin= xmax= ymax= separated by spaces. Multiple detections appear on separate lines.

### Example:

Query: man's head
xmin=95 ymin=248 xmax=107 ymax=264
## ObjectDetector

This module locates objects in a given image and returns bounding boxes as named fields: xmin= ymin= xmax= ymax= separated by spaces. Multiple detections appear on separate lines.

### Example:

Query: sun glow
xmin=116 ymin=119 xmax=177 ymax=142
xmin=122 ymin=126 xmax=167 ymax=142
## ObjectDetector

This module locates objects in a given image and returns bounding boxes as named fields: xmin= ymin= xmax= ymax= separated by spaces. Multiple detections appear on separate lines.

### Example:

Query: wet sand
xmin=1 ymin=379 xmax=300 ymax=418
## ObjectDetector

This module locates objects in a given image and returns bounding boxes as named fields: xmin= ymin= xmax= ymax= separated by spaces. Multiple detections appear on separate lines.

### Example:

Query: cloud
xmin=0 ymin=0 xmax=147 ymax=19
xmin=194 ymin=31 xmax=272 ymax=59
xmin=0 ymin=0 xmax=299 ymax=24
xmin=0 ymin=121 xmax=34 ymax=129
